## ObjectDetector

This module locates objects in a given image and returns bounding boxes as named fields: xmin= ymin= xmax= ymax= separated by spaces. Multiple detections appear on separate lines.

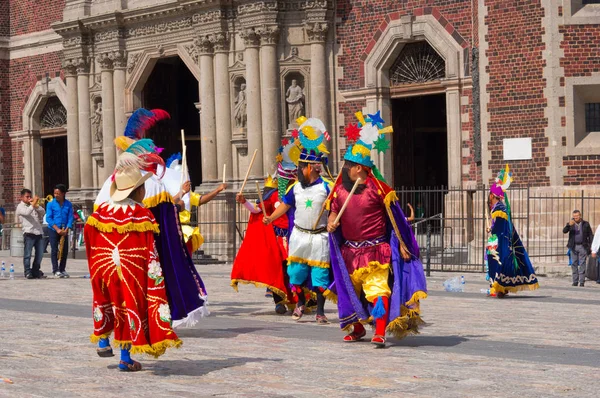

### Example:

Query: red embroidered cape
xmin=231 ymin=190 xmax=293 ymax=303
xmin=84 ymin=201 xmax=181 ymax=357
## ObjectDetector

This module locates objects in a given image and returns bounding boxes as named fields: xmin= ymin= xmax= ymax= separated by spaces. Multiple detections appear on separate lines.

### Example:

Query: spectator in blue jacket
xmin=46 ymin=184 xmax=73 ymax=278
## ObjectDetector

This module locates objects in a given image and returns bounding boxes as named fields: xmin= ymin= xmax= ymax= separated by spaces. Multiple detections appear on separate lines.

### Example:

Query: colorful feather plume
xmin=111 ymin=152 xmax=148 ymax=181
xmin=140 ymin=153 xmax=166 ymax=178
xmin=124 ymin=138 xmax=159 ymax=156
xmin=123 ymin=108 xmax=171 ymax=139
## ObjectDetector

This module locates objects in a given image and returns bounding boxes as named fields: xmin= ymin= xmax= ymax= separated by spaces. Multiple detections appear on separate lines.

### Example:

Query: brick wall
xmin=484 ymin=0 xmax=549 ymax=186
xmin=563 ymin=155 xmax=600 ymax=186
xmin=0 ymin=53 xmax=63 ymax=205
xmin=0 ymin=1 xmax=9 ymax=36
xmin=559 ymin=24 xmax=600 ymax=78
xmin=559 ymin=24 xmax=600 ymax=185
xmin=9 ymin=0 xmax=65 ymax=36
xmin=336 ymin=1 xmax=476 ymax=185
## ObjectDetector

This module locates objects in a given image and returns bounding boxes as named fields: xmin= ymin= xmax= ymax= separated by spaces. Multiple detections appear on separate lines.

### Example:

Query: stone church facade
xmin=1 ymin=0 xmax=600 ymax=206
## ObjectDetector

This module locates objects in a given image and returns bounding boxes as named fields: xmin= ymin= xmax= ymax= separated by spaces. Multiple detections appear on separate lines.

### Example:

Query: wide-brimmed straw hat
xmin=110 ymin=168 xmax=152 ymax=202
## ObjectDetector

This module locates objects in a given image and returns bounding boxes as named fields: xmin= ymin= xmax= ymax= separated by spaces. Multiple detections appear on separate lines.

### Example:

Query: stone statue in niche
xmin=90 ymin=101 xmax=103 ymax=145
xmin=234 ymin=83 xmax=247 ymax=128
xmin=286 ymin=79 xmax=304 ymax=126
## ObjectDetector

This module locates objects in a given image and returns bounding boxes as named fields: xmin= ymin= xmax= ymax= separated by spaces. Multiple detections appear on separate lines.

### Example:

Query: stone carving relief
xmin=127 ymin=18 xmax=192 ymax=38
xmin=256 ymin=25 xmax=279 ymax=45
xmin=127 ymin=53 xmax=141 ymax=74
xmin=192 ymin=10 xmax=223 ymax=24
xmin=184 ymin=43 xmax=199 ymax=64
xmin=40 ymin=97 xmax=67 ymax=129
xmin=90 ymin=99 xmax=103 ymax=147
xmin=304 ymin=21 xmax=329 ymax=42
xmin=240 ymin=28 xmax=260 ymax=47
xmin=233 ymin=80 xmax=247 ymax=129
xmin=285 ymin=78 xmax=305 ymax=127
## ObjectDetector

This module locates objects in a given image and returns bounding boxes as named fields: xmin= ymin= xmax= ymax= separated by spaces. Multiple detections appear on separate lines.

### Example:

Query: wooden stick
xmin=485 ymin=200 xmax=492 ymax=232
xmin=239 ymin=149 xmax=258 ymax=194
xmin=333 ymin=178 xmax=362 ymax=225
xmin=222 ymin=164 xmax=226 ymax=185
xmin=180 ymin=129 xmax=187 ymax=187
xmin=312 ymin=172 xmax=341 ymax=230
xmin=256 ymin=181 xmax=267 ymax=218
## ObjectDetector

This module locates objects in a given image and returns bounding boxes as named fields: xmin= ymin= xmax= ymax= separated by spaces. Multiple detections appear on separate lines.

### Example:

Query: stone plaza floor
xmin=0 ymin=256 xmax=599 ymax=397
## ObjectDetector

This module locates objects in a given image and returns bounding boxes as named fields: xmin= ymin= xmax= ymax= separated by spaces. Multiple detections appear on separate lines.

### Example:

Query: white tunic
xmin=285 ymin=179 xmax=331 ymax=267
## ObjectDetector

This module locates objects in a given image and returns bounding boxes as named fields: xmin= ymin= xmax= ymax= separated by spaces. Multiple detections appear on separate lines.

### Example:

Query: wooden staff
xmin=180 ymin=129 xmax=187 ymax=187
xmin=222 ymin=164 xmax=227 ymax=185
xmin=238 ymin=149 xmax=258 ymax=194
xmin=256 ymin=181 xmax=267 ymax=218
xmin=485 ymin=199 xmax=492 ymax=233
xmin=332 ymin=178 xmax=362 ymax=225
xmin=312 ymin=172 xmax=341 ymax=230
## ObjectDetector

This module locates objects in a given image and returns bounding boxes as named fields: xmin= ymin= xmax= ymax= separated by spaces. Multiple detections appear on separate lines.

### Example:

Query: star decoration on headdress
xmin=367 ymin=110 xmax=385 ymax=129
xmin=276 ymin=154 xmax=283 ymax=163
xmin=291 ymin=129 xmax=299 ymax=139
xmin=344 ymin=123 xmax=361 ymax=142
xmin=281 ymin=138 xmax=289 ymax=146
xmin=373 ymin=136 xmax=390 ymax=153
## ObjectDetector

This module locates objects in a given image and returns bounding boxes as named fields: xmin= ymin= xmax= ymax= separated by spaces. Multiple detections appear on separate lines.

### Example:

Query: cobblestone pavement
xmin=0 ymin=256 xmax=599 ymax=397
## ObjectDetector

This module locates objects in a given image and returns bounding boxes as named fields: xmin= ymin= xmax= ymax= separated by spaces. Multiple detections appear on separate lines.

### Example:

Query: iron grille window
xmin=389 ymin=42 xmax=445 ymax=85
xmin=585 ymin=103 xmax=600 ymax=132
xmin=582 ymin=0 xmax=600 ymax=4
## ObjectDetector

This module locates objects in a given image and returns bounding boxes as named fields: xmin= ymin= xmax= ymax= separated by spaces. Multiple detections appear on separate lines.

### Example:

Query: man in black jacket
xmin=563 ymin=210 xmax=593 ymax=287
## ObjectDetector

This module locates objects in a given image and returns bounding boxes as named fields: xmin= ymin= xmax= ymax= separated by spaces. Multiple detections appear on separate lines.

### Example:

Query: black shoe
xmin=572 ymin=282 xmax=578 ymax=286
xmin=580 ymin=283 xmax=585 ymax=287
xmin=26 ymin=273 xmax=35 ymax=279
xmin=596 ymin=281 xmax=600 ymax=284
xmin=275 ymin=303 xmax=287 ymax=315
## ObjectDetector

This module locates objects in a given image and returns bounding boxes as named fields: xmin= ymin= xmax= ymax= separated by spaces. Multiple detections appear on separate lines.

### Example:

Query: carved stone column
xmin=257 ymin=25 xmax=281 ymax=174
xmin=113 ymin=51 xmax=127 ymax=137
xmin=240 ymin=28 xmax=263 ymax=177
xmin=197 ymin=36 xmax=218 ymax=182
xmin=305 ymin=22 xmax=330 ymax=132
xmin=63 ymin=59 xmax=81 ymax=190
xmin=213 ymin=33 xmax=233 ymax=181
xmin=74 ymin=58 xmax=93 ymax=189
xmin=99 ymin=53 xmax=116 ymax=181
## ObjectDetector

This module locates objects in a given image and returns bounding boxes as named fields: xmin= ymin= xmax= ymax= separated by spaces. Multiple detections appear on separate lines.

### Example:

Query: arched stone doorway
xmin=359 ymin=14 xmax=468 ymax=189
xmin=141 ymin=56 xmax=202 ymax=186
xmin=389 ymin=41 xmax=448 ymax=188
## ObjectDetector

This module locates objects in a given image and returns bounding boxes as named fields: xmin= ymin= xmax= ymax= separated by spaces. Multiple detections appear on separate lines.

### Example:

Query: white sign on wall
xmin=503 ymin=138 xmax=532 ymax=160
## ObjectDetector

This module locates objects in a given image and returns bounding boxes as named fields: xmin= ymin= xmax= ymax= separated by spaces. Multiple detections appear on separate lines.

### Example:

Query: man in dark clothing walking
xmin=563 ymin=210 xmax=593 ymax=287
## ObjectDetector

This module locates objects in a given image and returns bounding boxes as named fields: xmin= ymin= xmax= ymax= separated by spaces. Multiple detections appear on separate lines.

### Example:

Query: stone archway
xmin=9 ymin=77 xmax=68 ymax=195
xmin=361 ymin=14 xmax=468 ymax=188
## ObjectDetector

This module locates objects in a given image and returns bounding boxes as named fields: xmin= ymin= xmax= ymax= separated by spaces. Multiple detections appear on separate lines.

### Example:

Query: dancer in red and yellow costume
xmin=85 ymin=153 xmax=181 ymax=371
xmin=231 ymin=141 xmax=298 ymax=314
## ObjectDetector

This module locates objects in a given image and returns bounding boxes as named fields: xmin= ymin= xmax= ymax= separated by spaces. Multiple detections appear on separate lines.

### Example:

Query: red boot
xmin=343 ymin=322 xmax=366 ymax=342
xmin=371 ymin=296 xmax=389 ymax=347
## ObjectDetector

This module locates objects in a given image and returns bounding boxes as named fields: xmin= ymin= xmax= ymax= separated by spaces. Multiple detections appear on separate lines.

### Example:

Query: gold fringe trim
xmin=383 ymin=191 xmax=399 ymax=207
xmin=386 ymin=310 xmax=426 ymax=340
xmin=406 ymin=290 xmax=428 ymax=308
xmin=492 ymin=281 xmax=539 ymax=294
xmin=86 ymin=217 xmax=160 ymax=234
xmin=111 ymin=338 xmax=182 ymax=358
xmin=230 ymin=279 xmax=289 ymax=305
xmin=350 ymin=261 xmax=390 ymax=281
xmin=287 ymin=256 xmax=330 ymax=269
xmin=491 ymin=210 xmax=508 ymax=221
xmin=323 ymin=289 xmax=338 ymax=304
xmin=143 ymin=191 xmax=173 ymax=208
xmin=90 ymin=332 xmax=113 ymax=343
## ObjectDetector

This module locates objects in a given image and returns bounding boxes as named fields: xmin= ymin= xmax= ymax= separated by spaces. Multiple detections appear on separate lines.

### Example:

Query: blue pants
xmin=49 ymin=229 xmax=69 ymax=273
xmin=287 ymin=261 xmax=330 ymax=289
xmin=23 ymin=233 xmax=44 ymax=277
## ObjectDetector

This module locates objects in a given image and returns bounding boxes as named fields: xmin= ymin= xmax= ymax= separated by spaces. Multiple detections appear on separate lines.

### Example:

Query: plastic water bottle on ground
xmin=443 ymin=276 xmax=465 ymax=292
xmin=9 ymin=263 xmax=14 ymax=280
xmin=0 ymin=261 xmax=5 ymax=278
xmin=480 ymin=288 xmax=491 ymax=295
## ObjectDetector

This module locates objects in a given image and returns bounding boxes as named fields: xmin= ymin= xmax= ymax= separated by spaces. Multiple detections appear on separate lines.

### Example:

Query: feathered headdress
xmin=111 ymin=151 xmax=165 ymax=181
xmin=291 ymin=116 xmax=330 ymax=164
xmin=490 ymin=164 xmax=512 ymax=199
xmin=166 ymin=152 xmax=182 ymax=169
xmin=343 ymin=110 xmax=393 ymax=182
xmin=274 ymin=139 xmax=300 ymax=197
xmin=124 ymin=108 xmax=170 ymax=139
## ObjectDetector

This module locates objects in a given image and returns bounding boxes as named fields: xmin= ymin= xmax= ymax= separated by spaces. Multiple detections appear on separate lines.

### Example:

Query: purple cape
xmin=150 ymin=202 xmax=208 ymax=327
xmin=328 ymin=200 xmax=427 ymax=338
